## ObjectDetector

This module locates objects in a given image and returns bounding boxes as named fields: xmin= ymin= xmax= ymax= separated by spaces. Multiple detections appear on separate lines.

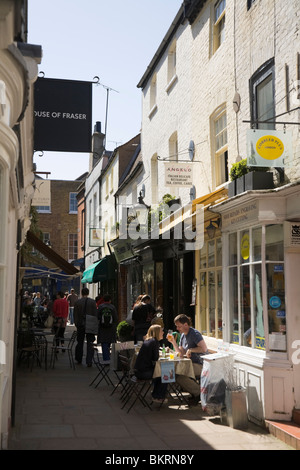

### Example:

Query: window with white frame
xmin=150 ymin=73 xmax=157 ymax=113
xmin=151 ymin=154 xmax=159 ymax=204
xmin=69 ymin=192 xmax=77 ymax=213
xmin=167 ymin=39 xmax=177 ymax=84
xmin=212 ymin=107 xmax=228 ymax=186
xmin=68 ymin=233 xmax=78 ymax=261
xmin=227 ymin=224 xmax=285 ymax=352
xmin=213 ymin=0 xmax=226 ymax=54
xmin=169 ymin=132 xmax=178 ymax=161
xmin=36 ymin=205 xmax=51 ymax=213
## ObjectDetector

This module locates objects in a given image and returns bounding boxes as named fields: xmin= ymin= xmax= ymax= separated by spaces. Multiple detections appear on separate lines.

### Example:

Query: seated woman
xmin=134 ymin=324 xmax=168 ymax=403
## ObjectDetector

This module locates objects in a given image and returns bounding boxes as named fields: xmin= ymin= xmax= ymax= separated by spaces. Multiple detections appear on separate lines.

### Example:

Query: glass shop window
xmin=199 ymin=237 xmax=222 ymax=339
xmin=228 ymin=224 xmax=285 ymax=352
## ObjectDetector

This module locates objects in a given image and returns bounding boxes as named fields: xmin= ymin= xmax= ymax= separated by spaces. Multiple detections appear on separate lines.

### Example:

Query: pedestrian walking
xmin=97 ymin=294 xmax=118 ymax=362
xmin=67 ymin=288 xmax=78 ymax=325
xmin=74 ymin=287 xmax=98 ymax=367
xmin=53 ymin=291 xmax=69 ymax=347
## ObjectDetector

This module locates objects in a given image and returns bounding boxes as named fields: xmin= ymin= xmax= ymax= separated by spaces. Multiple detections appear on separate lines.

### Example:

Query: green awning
xmin=81 ymin=255 xmax=116 ymax=284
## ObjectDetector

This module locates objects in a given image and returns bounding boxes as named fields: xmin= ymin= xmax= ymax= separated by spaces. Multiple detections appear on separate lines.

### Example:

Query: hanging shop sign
xmin=31 ymin=179 xmax=51 ymax=206
xmin=34 ymin=77 xmax=92 ymax=152
xmin=89 ymin=228 xmax=104 ymax=247
xmin=165 ymin=162 xmax=193 ymax=187
xmin=247 ymin=129 xmax=292 ymax=168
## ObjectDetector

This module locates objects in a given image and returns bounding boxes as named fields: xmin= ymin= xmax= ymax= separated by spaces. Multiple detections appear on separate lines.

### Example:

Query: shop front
xmin=205 ymin=184 xmax=300 ymax=425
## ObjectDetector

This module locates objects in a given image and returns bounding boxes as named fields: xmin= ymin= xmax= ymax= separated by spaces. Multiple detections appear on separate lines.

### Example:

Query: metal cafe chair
xmin=49 ymin=330 xmax=77 ymax=369
xmin=17 ymin=330 xmax=44 ymax=371
xmin=118 ymin=354 xmax=152 ymax=413
xmin=89 ymin=347 xmax=114 ymax=388
xmin=110 ymin=348 xmax=135 ymax=396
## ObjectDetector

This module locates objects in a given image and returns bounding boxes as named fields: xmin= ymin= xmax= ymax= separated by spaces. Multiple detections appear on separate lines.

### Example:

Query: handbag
xmin=44 ymin=314 xmax=54 ymax=328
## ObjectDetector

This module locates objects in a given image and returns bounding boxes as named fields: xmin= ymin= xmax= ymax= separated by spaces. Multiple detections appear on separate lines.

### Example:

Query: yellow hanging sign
xmin=256 ymin=135 xmax=284 ymax=160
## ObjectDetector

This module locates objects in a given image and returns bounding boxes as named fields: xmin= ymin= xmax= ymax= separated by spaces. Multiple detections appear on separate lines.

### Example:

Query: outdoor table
xmin=153 ymin=355 xmax=195 ymax=379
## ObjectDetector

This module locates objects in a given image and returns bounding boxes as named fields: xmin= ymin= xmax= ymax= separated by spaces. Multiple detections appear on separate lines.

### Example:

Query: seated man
xmin=168 ymin=314 xmax=208 ymax=406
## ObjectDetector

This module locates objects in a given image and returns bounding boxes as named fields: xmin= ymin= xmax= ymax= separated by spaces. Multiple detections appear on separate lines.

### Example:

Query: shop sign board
xmin=31 ymin=180 xmax=51 ymax=206
xmin=284 ymin=221 xmax=300 ymax=247
xmin=89 ymin=228 xmax=104 ymax=247
xmin=247 ymin=129 xmax=292 ymax=168
xmin=222 ymin=202 xmax=258 ymax=231
xmin=34 ymin=77 xmax=92 ymax=152
xmin=165 ymin=162 xmax=193 ymax=187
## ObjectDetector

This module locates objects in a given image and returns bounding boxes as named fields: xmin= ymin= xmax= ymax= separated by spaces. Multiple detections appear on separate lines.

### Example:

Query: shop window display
xmin=227 ymin=224 xmax=285 ymax=351
xmin=199 ymin=237 xmax=222 ymax=339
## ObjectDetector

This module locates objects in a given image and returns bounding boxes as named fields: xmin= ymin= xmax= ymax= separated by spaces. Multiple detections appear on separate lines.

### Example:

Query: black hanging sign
xmin=34 ymin=77 xmax=92 ymax=152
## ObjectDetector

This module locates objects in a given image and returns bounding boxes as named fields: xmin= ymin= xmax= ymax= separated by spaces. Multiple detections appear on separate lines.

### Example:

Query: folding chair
xmin=50 ymin=330 xmax=77 ymax=369
xmin=118 ymin=355 xmax=152 ymax=413
xmin=167 ymin=381 xmax=190 ymax=407
xmin=17 ymin=330 xmax=43 ymax=371
xmin=110 ymin=348 xmax=135 ymax=396
xmin=89 ymin=347 xmax=114 ymax=388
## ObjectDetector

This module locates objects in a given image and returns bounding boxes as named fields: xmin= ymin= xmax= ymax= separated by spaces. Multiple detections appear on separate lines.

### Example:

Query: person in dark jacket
xmin=132 ymin=294 xmax=156 ymax=342
xmin=97 ymin=294 xmax=118 ymax=363
xmin=134 ymin=324 xmax=168 ymax=403
xmin=74 ymin=287 xmax=98 ymax=367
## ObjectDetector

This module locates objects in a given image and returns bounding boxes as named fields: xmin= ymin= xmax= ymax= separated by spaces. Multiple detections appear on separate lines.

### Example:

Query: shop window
xmin=250 ymin=59 xmax=275 ymax=129
xmin=199 ymin=237 xmax=222 ymax=339
xmin=227 ymin=224 xmax=285 ymax=351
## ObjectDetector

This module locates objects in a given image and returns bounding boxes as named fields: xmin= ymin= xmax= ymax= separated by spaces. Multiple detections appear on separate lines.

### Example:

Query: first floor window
xmin=212 ymin=107 xmax=228 ymax=186
xmin=250 ymin=58 xmax=275 ymax=130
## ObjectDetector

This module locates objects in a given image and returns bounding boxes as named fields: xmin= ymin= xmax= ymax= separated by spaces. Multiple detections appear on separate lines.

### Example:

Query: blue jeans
xmin=101 ymin=342 xmax=111 ymax=361
xmin=69 ymin=307 xmax=74 ymax=324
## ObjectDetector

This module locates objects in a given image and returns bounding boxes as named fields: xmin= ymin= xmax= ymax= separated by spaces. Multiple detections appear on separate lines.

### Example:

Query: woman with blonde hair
xmin=134 ymin=324 xmax=168 ymax=403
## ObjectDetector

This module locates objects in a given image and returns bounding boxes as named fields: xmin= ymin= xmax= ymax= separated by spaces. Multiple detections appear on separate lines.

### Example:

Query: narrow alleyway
xmin=8 ymin=328 xmax=293 ymax=452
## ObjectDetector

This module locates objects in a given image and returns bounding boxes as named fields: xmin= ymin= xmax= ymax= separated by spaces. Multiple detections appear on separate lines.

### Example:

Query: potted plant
xmin=116 ymin=320 xmax=133 ymax=342
xmin=228 ymin=159 xmax=249 ymax=196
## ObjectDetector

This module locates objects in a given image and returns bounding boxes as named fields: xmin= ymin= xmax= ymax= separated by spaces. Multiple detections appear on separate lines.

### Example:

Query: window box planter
xmin=227 ymin=180 xmax=236 ymax=198
xmin=244 ymin=171 xmax=274 ymax=191
xmin=236 ymin=175 xmax=245 ymax=195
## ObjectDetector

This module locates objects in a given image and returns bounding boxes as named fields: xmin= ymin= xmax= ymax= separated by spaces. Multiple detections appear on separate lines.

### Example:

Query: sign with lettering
xmin=165 ymin=162 xmax=193 ymax=187
xmin=284 ymin=221 xmax=300 ymax=247
xmin=247 ymin=129 xmax=292 ymax=168
xmin=222 ymin=202 xmax=258 ymax=230
xmin=34 ymin=77 xmax=92 ymax=152
xmin=31 ymin=179 xmax=51 ymax=206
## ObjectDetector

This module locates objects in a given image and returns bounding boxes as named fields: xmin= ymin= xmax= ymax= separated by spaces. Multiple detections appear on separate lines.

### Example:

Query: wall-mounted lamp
xmin=206 ymin=218 xmax=221 ymax=239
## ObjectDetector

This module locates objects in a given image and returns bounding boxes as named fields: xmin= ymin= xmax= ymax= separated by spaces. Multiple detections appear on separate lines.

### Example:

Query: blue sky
xmin=28 ymin=0 xmax=182 ymax=180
